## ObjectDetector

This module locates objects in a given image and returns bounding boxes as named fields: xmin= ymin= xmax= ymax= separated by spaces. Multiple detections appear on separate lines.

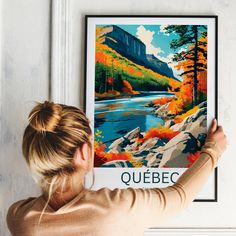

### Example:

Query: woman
xmin=6 ymin=101 xmax=228 ymax=236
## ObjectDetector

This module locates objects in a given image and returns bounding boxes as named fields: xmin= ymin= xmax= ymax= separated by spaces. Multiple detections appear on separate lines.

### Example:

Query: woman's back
xmin=7 ymin=139 xmax=222 ymax=236
xmin=6 ymin=101 xmax=228 ymax=236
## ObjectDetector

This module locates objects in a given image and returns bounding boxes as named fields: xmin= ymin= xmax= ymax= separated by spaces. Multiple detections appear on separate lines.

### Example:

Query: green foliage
xmin=95 ymin=62 xmax=170 ymax=93
xmin=95 ymin=63 xmax=106 ymax=93
xmin=183 ymin=100 xmax=193 ymax=112
xmin=124 ymin=75 xmax=169 ymax=91
xmin=197 ymin=91 xmax=207 ymax=104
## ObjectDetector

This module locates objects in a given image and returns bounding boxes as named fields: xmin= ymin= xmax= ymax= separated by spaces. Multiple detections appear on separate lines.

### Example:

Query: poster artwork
xmin=85 ymin=16 xmax=217 ymax=201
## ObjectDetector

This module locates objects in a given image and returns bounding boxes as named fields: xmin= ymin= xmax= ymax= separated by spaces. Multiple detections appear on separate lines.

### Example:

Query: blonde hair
xmin=22 ymin=100 xmax=94 ymax=227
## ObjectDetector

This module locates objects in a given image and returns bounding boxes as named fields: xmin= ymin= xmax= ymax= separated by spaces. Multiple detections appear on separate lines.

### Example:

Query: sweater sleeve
xmin=113 ymin=140 xmax=222 ymax=229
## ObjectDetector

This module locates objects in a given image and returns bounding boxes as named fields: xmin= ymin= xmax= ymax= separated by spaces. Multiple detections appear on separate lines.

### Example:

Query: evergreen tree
xmin=165 ymin=25 xmax=207 ymax=107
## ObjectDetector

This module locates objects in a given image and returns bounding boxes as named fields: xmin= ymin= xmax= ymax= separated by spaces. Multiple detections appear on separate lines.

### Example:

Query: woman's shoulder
xmin=6 ymin=197 xmax=38 ymax=224
xmin=6 ymin=197 xmax=40 ymax=235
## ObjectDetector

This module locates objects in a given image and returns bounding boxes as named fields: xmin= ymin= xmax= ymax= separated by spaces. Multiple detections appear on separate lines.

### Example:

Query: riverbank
xmin=95 ymin=90 xmax=176 ymax=102
xmin=98 ymin=100 xmax=207 ymax=168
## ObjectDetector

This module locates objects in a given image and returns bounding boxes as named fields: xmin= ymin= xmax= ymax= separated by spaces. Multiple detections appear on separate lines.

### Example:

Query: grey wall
xmin=0 ymin=0 xmax=51 ymax=235
xmin=0 ymin=0 xmax=236 ymax=235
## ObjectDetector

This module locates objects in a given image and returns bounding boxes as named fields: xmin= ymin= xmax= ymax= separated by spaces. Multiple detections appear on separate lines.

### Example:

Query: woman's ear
xmin=73 ymin=143 xmax=91 ymax=173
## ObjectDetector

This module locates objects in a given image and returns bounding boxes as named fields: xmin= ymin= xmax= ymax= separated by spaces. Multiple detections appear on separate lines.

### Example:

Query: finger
xmin=209 ymin=118 xmax=217 ymax=133
xmin=217 ymin=126 xmax=223 ymax=132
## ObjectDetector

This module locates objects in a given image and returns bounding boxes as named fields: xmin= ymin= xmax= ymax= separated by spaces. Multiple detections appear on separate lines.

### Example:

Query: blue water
xmin=95 ymin=91 xmax=176 ymax=151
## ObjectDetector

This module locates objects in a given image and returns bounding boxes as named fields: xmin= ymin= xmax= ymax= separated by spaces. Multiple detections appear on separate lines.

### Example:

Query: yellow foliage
xmin=174 ymin=105 xmax=199 ymax=123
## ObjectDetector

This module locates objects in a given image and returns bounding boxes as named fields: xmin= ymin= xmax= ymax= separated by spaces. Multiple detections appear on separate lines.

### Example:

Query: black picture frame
xmin=84 ymin=15 xmax=218 ymax=202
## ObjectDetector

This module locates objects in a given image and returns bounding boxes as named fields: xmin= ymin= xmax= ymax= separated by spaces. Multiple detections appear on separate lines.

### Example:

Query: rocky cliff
xmin=146 ymin=54 xmax=175 ymax=79
xmin=97 ymin=25 xmax=178 ymax=81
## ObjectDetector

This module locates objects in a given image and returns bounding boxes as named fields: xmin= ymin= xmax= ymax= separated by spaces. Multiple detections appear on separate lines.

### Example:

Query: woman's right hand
xmin=205 ymin=118 xmax=228 ymax=155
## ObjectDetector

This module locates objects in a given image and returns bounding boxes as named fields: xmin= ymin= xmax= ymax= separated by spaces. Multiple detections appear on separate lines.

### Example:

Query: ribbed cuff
xmin=204 ymin=140 xmax=222 ymax=156
xmin=200 ymin=140 xmax=222 ymax=168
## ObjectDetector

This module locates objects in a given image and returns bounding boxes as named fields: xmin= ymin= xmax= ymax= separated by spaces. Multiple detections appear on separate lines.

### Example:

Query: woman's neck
xmin=43 ymin=171 xmax=86 ymax=211
xmin=48 ymin=184 xmax=85 ymax=210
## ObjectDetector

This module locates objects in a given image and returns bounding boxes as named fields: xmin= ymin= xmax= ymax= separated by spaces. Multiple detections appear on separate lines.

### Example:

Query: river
xmin=95 ymin=91 xmax=176 ymax=151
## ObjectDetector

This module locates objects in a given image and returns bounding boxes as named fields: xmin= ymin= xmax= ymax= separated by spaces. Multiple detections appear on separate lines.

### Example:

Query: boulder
xmin=127 ymin=137 xmax=166 ymax=160
xmin=124 ymin=127 xmax=141 ymax=140
xmin=164 ymin=119 xmax=175 ymax=128
xmin=153 ymin=104 xmax=162 ymax=109
xmin=154 ymin=102 xmax=171 ymax=118
xmin=108 ymin=137 xmax=125 ymax=153
xmin=108 ymin=127 xmax=141 ymax=153
xmin=135 ymin=137 xmax=160 ymax=151
xmin=198 ymin=100 xmax=207 ymax=108
xmin=170 ymin=107 xmax=207 ymax=137
xmin=146 ymin=152 xmax=163 ymax=167
xmin=157 ymin=131 xmax=201 ymax=168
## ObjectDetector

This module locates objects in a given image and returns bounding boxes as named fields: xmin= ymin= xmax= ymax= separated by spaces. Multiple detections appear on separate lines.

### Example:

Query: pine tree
xmin=164 ymin=25 xmax=207 ymax=107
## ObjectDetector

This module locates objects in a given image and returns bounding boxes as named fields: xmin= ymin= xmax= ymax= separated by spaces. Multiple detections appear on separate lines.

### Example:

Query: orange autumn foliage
xmin=136 ymin=126 xmax=180 ymax=145
xmin=94 ymin=141 xmax=106 ymax=158
xmin=127 ymin=66 xmax=143 ymax=77
xmin=174 ymin=105 xmax=199 ymax=123
xmin=167 ymin=76 xmax=193 ymax=115
xmin=122 ymin=79 xmax=140 ymax=94
xmin=197 ymin=70 xmax=207 ymax=94
xmin=96 ymin=51 xmax=107 ymax=64
xmin=104 ymin=152 xmax=133 ymax=161
xmin=168 ymin=98 xmax=185 ymax=115
xmin=122 ymin=80 xmax=133 ymax=92
xmin=107 ymin=77 xmax=113 ymax=85
xmin=187 ymin=151 xmax=201 ymax=168
xmin=94 ymin=140 xmax=133 ymax=167
xmin=94 ymin=141 xmax=107 ymax=167
xmin=152 ymin=97 xmax=174 ymax=105
xmin=168 ymin=79 xmax=181 ymax=92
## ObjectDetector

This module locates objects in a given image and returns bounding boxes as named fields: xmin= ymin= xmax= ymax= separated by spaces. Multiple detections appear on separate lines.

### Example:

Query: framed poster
xmin=84 ymin=15 xmax=217 ymax=201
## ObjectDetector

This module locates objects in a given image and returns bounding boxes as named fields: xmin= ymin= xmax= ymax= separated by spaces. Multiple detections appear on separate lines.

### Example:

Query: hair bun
xmin=28 ymin=101 xmax=62 ymax=132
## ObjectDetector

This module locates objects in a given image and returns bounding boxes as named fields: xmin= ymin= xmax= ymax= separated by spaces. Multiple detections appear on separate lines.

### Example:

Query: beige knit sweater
xmin=6 ymin=141 xmax=221 ymax=236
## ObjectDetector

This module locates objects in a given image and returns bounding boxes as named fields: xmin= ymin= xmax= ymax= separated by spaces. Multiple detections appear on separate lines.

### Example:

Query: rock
xmin=166 ymin=114 xmax=175 ymax=119
xmin=124 ymin=127 xmax=140 ymax=140
xmin=198 ymin=101 xmax=207 ymax=108
xmin=153 ymin=104 xmax=162 ymax=109
xmin=146 ymin=152 xmax=163 ymax=167
xmin=106 ymin=103 xmax=208 ymax=168
xmin=171 ymin=107 xmax=207 ymax=136
xmin=136 ymin=137 xmax=159 ymax=151
xmin=128 ymin=137 xmax=166 ymax=159
xmin=144 ymin=102 xmax=154 ymax=107
xmin=132 ymin=150 xmax=150 ymax=158
xmin=146 ymin=54 xmax=175 ymax=78
xmin=157 ymin=131 xmax=201 ymax=168
xmin=101 ymin=160 xmax=134 ymax=168
xmin=124 ymin=141 xmax=139 ymax=152
xmin=108 ymin=137 xmax=125 ymax=153
xmin=148 ymin=106 xmax=208 ymax=168
xmin=164 ymin=119 xmax=175 ymax=128
xmin=154 ymin=102 xmax=171 ymax=118
xmin=108 ymin=127 xmax=141 ymax=153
